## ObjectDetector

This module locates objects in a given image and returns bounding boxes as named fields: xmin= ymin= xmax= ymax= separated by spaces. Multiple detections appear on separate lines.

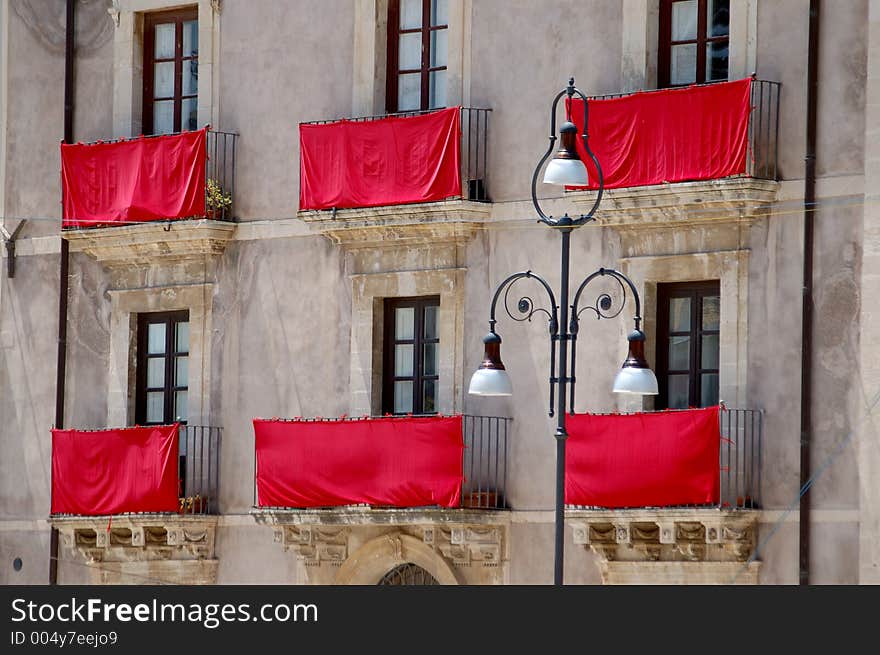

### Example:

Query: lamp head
xmin=468 ymin=332 xmax=513 ymax=396
xmin=543 ymin=120 xmax=588 ymax=186
xmin=613 ymin=329 xmax=659 ymax=395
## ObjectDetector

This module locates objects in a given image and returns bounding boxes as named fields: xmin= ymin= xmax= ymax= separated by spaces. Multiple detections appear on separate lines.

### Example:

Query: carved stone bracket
xmin=432 ymin=525 xmax=504 ymax=567
xmin=272 ymin=526 xmax=349 ymax=566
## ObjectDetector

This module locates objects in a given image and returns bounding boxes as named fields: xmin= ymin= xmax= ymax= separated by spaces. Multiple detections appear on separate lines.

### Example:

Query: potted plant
xmin=206 ymin=178 xmax=232 ymax=219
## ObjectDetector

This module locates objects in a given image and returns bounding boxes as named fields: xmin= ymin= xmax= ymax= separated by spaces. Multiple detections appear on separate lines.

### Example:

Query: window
xmin=143 ymin=8 xmax=198 ymax=135
xmin=135 ymin=311 xmax=190 ymax=425
xmin=658 ymin=0 xmax=729 ymax=87
xmin=383 ymin=297 xmax=440 ymax=414
xmin=386 ymin=0 xmax=448 ymax=112
xmin=655 ymin=281 xmax=720 ymax=409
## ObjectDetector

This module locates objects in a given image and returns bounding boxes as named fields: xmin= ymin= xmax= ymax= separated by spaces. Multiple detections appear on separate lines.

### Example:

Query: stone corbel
xmin=274 ymin=526 xmax=348 ymax=566
xmin=108 ymin=1 xmax=120 ymax=27
xmin=211 ymin=0 xmax=223 ymax=14
xmin=435 ymin=526 xmax=503 ymax=566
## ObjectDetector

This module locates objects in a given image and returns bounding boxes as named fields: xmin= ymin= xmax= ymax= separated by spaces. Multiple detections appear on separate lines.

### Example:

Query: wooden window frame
xmin=382 ymin=296 xmax=440 ymax=415
xmin=655 ymin=281 xmax=720 ymax=409
xmin=135 ymin=310 xmax=190 ymax=425
xmin=143 ymin=7 xmax=199 ymax=135
xmin=658 ymin=0 xmax=729 ymax=88
xmin=386 ymin=0 xmax=449 ymax=113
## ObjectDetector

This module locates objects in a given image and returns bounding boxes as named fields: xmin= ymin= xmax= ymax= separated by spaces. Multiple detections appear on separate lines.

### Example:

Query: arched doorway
xmin=377 ymin=562 xmax=439 ymax=586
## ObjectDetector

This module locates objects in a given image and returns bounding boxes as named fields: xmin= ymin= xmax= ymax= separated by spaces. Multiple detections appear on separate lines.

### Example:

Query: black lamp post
xmin=468 ymin=78 xmax=658 ymax=586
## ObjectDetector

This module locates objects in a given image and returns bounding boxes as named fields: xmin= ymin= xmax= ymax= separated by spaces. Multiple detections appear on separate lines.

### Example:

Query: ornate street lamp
xmin=468 ymin=77 xmax=658 ymax=585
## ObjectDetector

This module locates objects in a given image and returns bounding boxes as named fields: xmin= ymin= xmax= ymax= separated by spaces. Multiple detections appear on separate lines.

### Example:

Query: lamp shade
xmin=612 ymin=328 xmax=659 ymax=395
xmin=543 ymin=157 xmax=589 ymax=186
xmin=469 ymin=367 xmax=513 ymax=396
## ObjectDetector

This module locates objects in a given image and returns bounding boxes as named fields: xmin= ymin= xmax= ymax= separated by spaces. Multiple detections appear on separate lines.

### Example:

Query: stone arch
xmin=334 ymin=532 xmax=460 ymax=585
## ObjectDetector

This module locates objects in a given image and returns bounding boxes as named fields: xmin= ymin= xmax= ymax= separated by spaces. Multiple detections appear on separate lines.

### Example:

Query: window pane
xmin=432 ymin=0 xmax=449 ymax=26
xmin=424 ymin=342 xmax=438 ymax=376
xmin=397 ymin=73 xmax=421 ymax=111
xmin=701 ymin=334 xmax=720 ymax=369
xmin=183 ymin=20 xmax=198 ymax=57
xmin=148 ymin=323 xmax=167 ymax=354
xmin=147 ymin=357 xmax=165 ymax=388
xmin=708 ymin=0 xmax=730 ymax=37
xmin=176 ymin=322 xmax=190 ymax=353
xmin=669 ymin=335 xmax=690 ymax=370
xmin=400 ymin=0 xmax=422 ymax=29
xmin=395 ymin=307 xmax=415 ymax=339
xmin=670 ymin=43 xmax=697 ymax=85
xmin=175 ymin=356 xmax=189 ymax=386
xmin=153 ymin=100 xmax=174 ymax=134
xmin=183 ymin=58 xmax=198 ymax=95
xmin=399 ymin=32 xmax=422 ymax=70
xmin=154 ymin=61 xmax=175 ymax=98
xmin=154 ymin=23 xmax=175 ymax=59
xmin=174 ymin=390 xmax=188 ymax=422
xmin=430 ymin=29 xmax=447 ymax=67
xmin=669 ymin=297 xmax=691 ymax=332
xmin=395 ymin=344 xmax=414 ymax=376
xmin=671 ymin=0 xmax=698 ymax=40
xmin=706 ymin=41 xmax=729 ymax=81
xmin=702 ymin=295 xmax=720 ymax=330
xmin=394 ymin=381 xmax=413 ymax=413
xmin=700 ymin=373 xmax=719 ymax=406
xmin=668 ymin=375 xmax=690 ymax=409
xmin=423 ymin=379 xmax=436 ymax=414
xmin=424 ymin=305 xmax=437 ymax=339
xmin=429 ymin=69 xmax=446 ymax=108
xmin=147 ymin=391 xmax=165 ymax=423
xmin=181 ymin=97 xmax=198 ymax=131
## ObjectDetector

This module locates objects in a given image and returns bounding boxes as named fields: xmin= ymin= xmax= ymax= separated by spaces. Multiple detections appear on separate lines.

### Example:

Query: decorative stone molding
xmin=569 ymin=509 xmax=760 ymax=584
xmin=63 ymin=220 xmax=236 ymax=270
xmin=569 ymin=178 xmax=778 ymax=230
xmin=298 ymin=200 xmax=490 ymax=249
xmin=50 ymin=515 xmax=218 ymax=585
xmin=254 ymin=508 xmax=509 ymax=584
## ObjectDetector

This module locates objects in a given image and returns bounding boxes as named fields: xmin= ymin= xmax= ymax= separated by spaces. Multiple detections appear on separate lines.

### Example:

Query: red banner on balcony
xmin=254 ymin=416 xmax=464 ymax=508
xmin=51 ymin=425 xmax=179 ymax=515
xmin=61 ymin=128 xmax=206 ymax=228
xmin=568 ymin=78 xmax=751 ymax=190
xmin=565 ymin=407 xmax=720 ymax=508
xmin=299 ymin=107 xmax=461 ymax=210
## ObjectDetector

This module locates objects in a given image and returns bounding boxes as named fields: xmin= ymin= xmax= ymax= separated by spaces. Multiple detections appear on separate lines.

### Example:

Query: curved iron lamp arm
xmin=488 ymin=270 xmax=559 ymax=416
xmin=567 ymin=267 xmax=644 ymax=413
xmin=531 ymin=78 xmax=605 ymax=228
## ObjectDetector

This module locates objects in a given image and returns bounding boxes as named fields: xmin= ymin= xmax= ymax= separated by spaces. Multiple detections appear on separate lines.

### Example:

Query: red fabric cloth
xmin=61 ymin=128 xmax=207 ymax=227
xmin=254 ymin=416 xmax=464 ymax=508
xmin=51 ymin=424 xmax=179 ymax=515
xmin=299 ymin=107 xmax=461 ymax=210
xmin=565 ymin=407 xmax=720 ymax=508
xmin=567 ymin=78 xmax=752 ymax=190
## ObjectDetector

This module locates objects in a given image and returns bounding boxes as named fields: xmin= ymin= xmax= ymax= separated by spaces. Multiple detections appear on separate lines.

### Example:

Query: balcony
xmin=566 ymin=407 xmax=763 ymax=584
xmin=570 ymin=79 xmax=781 ymax=231
xmin=61 ymin=129 xmax=237 ymax=273
xmin=49 ymin=424 xmax=221 ymax=584
xmin=298 ymin=107 xmax=492 ymax=249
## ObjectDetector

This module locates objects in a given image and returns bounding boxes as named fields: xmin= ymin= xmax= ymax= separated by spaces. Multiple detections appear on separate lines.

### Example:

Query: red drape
xmin=61 ymin=128 xmax=207 ymax=228
xmin=51 ymin=424 xmax=179 ymax=515
xmin=254 ymin=416 xmax=464 ymax=508
xmin=565 ymin=407 xmax=720 ymax=508
xmin=568 ymin=78 xmax=752 ymax=190
xmin=299 ymin=107 xmax=461 ymax=210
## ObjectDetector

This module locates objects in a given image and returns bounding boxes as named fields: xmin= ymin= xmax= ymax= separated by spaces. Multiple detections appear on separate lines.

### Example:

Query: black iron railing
xmin=566 ymin=406 xmax=762 ymax=511
xmin=251 ymin=414 xmax=510 ymax=510
xmin=588 ymin=79 xmax=781 ymax=182
xmin=300 ymin=107 xmax=492 ymax=203
xmin=178 ymin=425 xmax=222 ymax=515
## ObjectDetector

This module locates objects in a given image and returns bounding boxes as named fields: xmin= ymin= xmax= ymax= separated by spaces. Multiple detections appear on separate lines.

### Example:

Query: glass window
xmin=387 ymin=0 xmax=449 ymax=112
xmin=660 ymin=0 xmax=729 ymax=88
xmin=384 ymin=297 xmax=440 ymax=414
xmin=144 ymin=9 xmax=198 ymax=134
xmin=656 ymin=282 xmax=720 ymax=409
xmin=136 ymin=311 xmax=190 ymax=425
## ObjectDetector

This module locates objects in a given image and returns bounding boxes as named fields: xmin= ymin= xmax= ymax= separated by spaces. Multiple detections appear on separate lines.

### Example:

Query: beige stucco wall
xmin=0 ymin=1 xmax=874 ymax=585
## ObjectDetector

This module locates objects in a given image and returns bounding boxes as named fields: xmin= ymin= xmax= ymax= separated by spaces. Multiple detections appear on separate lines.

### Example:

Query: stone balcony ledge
xmin=251 ymin=506 xmax=509 ymax=527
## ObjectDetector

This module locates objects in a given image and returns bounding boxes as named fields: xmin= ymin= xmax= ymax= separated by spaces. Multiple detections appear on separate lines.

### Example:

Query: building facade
xmin=1 ymin=0 xmax=878 ymax=585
